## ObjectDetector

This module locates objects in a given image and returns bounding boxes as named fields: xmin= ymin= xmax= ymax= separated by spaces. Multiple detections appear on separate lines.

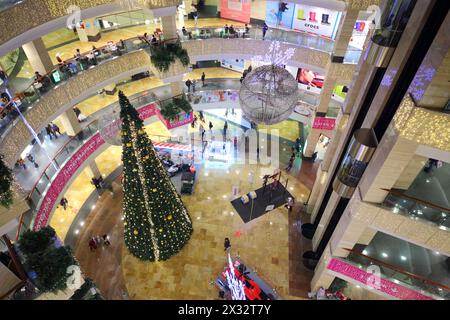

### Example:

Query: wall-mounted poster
xmin=265 ymin=1 xmax=295 ymax=29
xmin=297 ymin=68 xmax=325 ymax=93
xmin=349 ymin=20 xmax=371 ymax=50
xmin=220 ymin=0 xmax=251 ymax=23
xmin=292 ymin=3 xmax=342 ymax=39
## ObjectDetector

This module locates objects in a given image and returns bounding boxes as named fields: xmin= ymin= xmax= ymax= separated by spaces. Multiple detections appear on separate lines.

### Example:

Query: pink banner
xmin=312 ymin=117 xmax=336 ymax=130
xmin=220 ymin=0 xmax=251 ymax=23
xmin=327 ymin=258 xmax=434 ymax=300
xmin=34 ymin=133 xmax=105 ymax=230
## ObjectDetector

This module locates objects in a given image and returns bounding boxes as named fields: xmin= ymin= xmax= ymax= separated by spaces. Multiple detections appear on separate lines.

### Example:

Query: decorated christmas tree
xmin=119 ymin=91 xmax=193 ymax=261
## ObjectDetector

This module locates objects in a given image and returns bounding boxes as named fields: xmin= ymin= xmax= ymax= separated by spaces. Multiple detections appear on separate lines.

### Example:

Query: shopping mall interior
xmin=0 ymin=0 xmax=449 ymax=302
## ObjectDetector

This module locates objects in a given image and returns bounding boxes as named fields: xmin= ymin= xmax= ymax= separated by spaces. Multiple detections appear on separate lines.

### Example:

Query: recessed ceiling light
xmin=362 ymin=250 xmax=368 ymax=255
xmin=400 ymin=255 xmax=407 ymax=261
xmin=75 ymin=229 xmax=79 ymax=235
xmin=382 ymin=252 xmax=388 ymax=258
xmin=79 ymin=221 xmax=85 ymax=227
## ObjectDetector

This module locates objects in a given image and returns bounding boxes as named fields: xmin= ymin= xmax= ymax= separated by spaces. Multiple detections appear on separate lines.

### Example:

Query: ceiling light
xmin=362 ymin=250 xmax=368 ymax=255
xmin=400 ymin=256 xmax=407 ymax=261
xmin=382 ymin=252 xmax=388 ymax=258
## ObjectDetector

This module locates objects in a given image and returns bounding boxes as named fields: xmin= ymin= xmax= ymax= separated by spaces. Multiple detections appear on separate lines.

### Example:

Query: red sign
xmin=312 ymin=117 xmax=336 ymax=130
xmin=220 ymin=0 xmax=251 ymax=23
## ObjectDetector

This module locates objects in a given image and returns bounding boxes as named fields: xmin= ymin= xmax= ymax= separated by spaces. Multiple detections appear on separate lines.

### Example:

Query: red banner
xmin=312 ymin=117 xmax=336 ymax=130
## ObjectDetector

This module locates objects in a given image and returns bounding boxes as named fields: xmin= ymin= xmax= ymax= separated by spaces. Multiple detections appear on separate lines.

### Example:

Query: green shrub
xmin=18 ymin=226 xmax=56 ymax=256
xmin=0 ymin=155 xmax=13 ymax=208
xmin=26 ymin=246 xmax=76 ymax=293
xmin=160 ymin=96 xmax=193 ymax=121
xmin=150 ymin=42 xmax=190 ymax=72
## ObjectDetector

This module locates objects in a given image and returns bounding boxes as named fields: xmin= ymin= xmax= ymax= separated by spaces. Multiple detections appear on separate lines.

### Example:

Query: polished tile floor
xmin=49 ymin=116 xmax=310 ymax=299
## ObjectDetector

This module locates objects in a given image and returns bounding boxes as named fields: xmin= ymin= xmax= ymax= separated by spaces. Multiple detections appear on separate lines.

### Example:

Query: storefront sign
xmin=292 ymin=4 xmax=342 ymax=39
xmin=220 ymin=0 xmax=251 ymax=23
xmin=312 ymin=117 xmax=336 ymax=130
xmin=327 ymin=258 xmax=434 ymax=300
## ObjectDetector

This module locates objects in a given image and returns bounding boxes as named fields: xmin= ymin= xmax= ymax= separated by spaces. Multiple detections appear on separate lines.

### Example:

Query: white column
xmin=22 ymin=38 xmax=54 ymax=74
xmin=59 ymin=109 xmax=81 ymax=136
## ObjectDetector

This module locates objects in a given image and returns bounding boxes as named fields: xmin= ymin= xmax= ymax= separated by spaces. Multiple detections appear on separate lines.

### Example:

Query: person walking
xmin=88 ymin=238 xmax=97 ymax=251
xmin=199 ymin=123 xmax=204 ymax=137
xmin=286 ymin=154 xmax=295 ymax=172
xmin=201 ymin=72 xmax=206 ymax=87
xmin=51 ymin=123 xmax=61 ymax=138
xmin=223 ymin=121 xmax=228 ymax=139
xmin=45 ymin=124 xmax=54 ymax=140
xmin=17 ymin=158 xmax=26 ymax=170
xmin=199 ymin=111 xmax=205 ymax=123
xmin=201 ymin=128 xmax=206 ymax=143
xmin=185 ymin=79 xmax=192 ymax=92
xmin=91 ymin=177 xmax=101 ymax=190
xmin=60 ymin=197 xmax=68 ymax=210
xmin=224 ymin=237 xmax=231 ymax=253
xmin=26 ymin=154 xmax=39 ymax=168
xmin=102 ymin=234 xmax=111 ymax=246
xmin=262 ymin=22 xmax=269 ymax=40
xmin=209 ymin=121 xmax=213 ymax=133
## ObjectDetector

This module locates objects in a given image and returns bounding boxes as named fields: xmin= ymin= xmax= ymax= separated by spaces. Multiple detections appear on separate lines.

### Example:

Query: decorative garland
xmin=159 ymin=95 xmax=193 ymax=121
xmin=150 ymin=41 xmax=190 ymax=72
xmin=0 ymin=154 xmax=13 ymax=208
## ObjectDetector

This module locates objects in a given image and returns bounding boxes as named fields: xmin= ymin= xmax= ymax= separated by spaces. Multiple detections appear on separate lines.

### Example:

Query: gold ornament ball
xmin=134 ymin=230 xmax=138 ymax=235
xmin=127 ymin=143 xmax=132 ymax=147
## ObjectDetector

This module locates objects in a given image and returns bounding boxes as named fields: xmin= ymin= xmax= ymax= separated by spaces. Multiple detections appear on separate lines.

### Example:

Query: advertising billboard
xmin=265 ymin=1 xmax=295 ymax=29
xmin=296 ymin=68 xmax=325 ymax=93
xmin=349 ymin=20 xmax=371 ymax=50
xmin=220 ymin=0 xmax=251 ymax=23
xmin=292 ymin=3 xmax=342 ymax=39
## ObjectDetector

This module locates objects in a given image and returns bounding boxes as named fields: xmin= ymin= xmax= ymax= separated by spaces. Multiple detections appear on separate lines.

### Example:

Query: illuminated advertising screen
xmin=296 ymin=68 xmax=325 ymax=93
xmin=349 ymin=20 xmax=371 ymax=50
xmin=220 ymin=0 xmax=251 ymax=23
xmin=292 ymin=3 xmax=342 ymax=39
xmin=265 ymin=1 xmax=295 ymax=29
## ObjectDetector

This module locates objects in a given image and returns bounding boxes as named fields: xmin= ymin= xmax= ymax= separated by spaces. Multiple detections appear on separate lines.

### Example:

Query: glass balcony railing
xmin=0 ymin=37 xmax=149 ymax=139
xmin=1 ymin=26 xmax=334 ymax=140
xmin=343 ymin=249 xmax=450 ymax=300
xmin=381 ymin=188 xmax=450 ymax=231
xmin=180 ymin=26 xmax=335 ymax=53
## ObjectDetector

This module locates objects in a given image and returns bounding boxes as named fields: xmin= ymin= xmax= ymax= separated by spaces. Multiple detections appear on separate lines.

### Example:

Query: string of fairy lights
xmin=119 ymin=91 xmax=193 ymax=262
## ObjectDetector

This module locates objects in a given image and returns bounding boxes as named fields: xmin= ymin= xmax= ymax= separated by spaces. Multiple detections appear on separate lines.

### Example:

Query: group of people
xmin=88 ymin=234 xmax=111 ymax=251
xmin=142 ymin=31 xmax=165 ymax=46
xmin=16 ymin=154 xmax=39 ymax=170
xmin=91 ymin=176 xmax=104 ymax=190
xmin=185 ymin=72 xmax=207 ymax=92
xmin=45 ymin=123 xmax=61 ymax=140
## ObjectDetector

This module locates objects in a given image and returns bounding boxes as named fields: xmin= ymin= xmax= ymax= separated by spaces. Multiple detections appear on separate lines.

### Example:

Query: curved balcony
xmin=0 ymin=29 xmax=337 ymax=167
xmin=0 ymin=0 xmax=181 ymax=55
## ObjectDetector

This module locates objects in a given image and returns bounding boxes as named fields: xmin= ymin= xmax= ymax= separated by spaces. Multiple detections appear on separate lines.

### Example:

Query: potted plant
xmin=0 ymin=155 xmax=13 ymax=208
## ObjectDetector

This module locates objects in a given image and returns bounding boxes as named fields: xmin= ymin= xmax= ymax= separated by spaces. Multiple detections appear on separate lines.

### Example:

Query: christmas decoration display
xmin=18 ymin=226 xmax=77 ymax=293
xmin=0 ymin=154 xmax=13 ymax=208
xmin=119 ymin=91 xmax=193 ymax=261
